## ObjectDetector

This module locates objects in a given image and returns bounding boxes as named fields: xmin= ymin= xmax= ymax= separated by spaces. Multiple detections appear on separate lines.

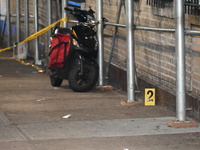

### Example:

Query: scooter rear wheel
xmin=50 ymin=74 xmax=63 ymax=87
xmin=68 ymin=63 xmax=98 ymax=92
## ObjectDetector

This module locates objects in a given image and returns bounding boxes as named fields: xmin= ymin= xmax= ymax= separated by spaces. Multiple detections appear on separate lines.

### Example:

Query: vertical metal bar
xmin=34 ymin=0 xmax=41 ymax=65
xmin=192 ymin=0 xmax=194 ymax=14
xmin=24 ymin=0 xmax=29 ymax=52
xmin=47 ymin=0 xmax=52 ymax=47
xmin=185 ymin=1 xmax=187 ymax=14
xmin=105 ymin=0 xmax=124 ymax=79
xmin=56 ymin=0 xmax=61 ymax=20
xmin=6 ymin=0 xmax=11 ymax=47
xmin=96 ymin=0 xmax=104 ymax=86
xmin=16 ymin=0 xmax=20 ymax=43
xmin=61 ymin=0 xmax=67 ymax=27
xmin=175 ymin=0 xmax=186 ymax=122
xmin=126 ymin=0 xmax=135 ymax=103
xmin=199 ymin=0 xmax=200 ymax=14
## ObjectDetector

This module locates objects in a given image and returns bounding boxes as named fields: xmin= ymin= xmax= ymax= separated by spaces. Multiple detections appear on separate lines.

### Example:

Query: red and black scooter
xmin=48 ymin=7 xmax=99 ymax=92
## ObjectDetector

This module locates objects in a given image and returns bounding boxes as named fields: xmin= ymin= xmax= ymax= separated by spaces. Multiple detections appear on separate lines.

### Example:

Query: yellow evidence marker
xmin=144 ymin=88 xmax=155 ymax=106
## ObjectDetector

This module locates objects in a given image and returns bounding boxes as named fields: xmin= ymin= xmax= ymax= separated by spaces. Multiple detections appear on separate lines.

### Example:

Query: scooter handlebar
xmin=64 ymin=7 xmax=73 ymax=12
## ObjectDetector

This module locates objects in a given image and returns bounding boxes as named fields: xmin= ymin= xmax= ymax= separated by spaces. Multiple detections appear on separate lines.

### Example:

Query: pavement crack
xmin=0 ymin=111 xmax=11 ymax=126
xmin=15 ymin=125 xmax=34 ymax=141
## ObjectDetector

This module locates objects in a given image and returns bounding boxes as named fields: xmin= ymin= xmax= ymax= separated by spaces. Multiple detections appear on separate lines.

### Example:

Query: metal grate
xmin=146 ymin=0 xmax=200 ymax=15
xmin=185 ymin=0 xmax=200 ymax=15
xmin=146 ymin=0 xmax=174 ymax=8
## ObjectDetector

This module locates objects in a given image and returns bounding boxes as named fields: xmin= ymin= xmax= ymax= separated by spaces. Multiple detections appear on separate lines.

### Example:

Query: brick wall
xmin=85 ymin=0 xmax=200 ymax=120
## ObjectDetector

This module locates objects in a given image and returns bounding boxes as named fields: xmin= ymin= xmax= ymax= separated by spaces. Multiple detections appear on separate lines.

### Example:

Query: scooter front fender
xmin=78 ymin=52 xmax=99 ymax=75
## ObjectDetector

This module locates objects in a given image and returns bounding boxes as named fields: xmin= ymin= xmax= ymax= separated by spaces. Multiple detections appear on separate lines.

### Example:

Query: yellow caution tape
xmin=0 ymin=57 xmax=14 ymax=59
xmin=0 ymin=17 xmax=68 ymax=53
xmin=0 ymin=46 xmax=16 ymax=53
xmin=16 ymin=59 xmax=45 ymax=73
xmin=0 ymin=17 xmax=68 ymax=73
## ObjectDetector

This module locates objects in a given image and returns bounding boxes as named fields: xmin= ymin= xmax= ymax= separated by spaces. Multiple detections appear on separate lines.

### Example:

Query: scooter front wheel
xmin=68 ymin=63 xmax=98 ymax=92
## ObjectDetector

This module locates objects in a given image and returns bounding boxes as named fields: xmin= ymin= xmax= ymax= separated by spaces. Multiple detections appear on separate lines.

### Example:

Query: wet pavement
xmin=0 ymin=51 xmax=200 ymax=150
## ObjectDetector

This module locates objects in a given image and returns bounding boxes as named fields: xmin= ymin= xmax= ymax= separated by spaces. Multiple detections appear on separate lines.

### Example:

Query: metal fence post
xmin=61 ymin=0 xmax=67 ymax=27
xmin=24 ymin=0 xmax=29 ymax=52
xmin=6 ymin=0 xmax=11 ymax=47
xmin=96 ymin=0 xmax=104 ymax=86
xmin=47 ymin=0 xmax=52 ymax=47
xmin=34 ymin=0 xmax=41 ymax=65
xmin=175 ymin=0 xmax=186 ymax=122
xmin=126 ymin=0 xmax=135 ymax=103
xmin=16 ymin=0 xmax=20 ymax=43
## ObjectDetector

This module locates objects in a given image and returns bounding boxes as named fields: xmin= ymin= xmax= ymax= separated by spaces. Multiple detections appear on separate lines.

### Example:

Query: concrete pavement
xmin=0 ymin=51 xmax=200 ymax=150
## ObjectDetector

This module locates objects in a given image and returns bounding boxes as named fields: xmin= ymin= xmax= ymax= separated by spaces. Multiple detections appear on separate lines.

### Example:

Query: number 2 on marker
xmin=145 ymin=88 xmax=155 ymax=106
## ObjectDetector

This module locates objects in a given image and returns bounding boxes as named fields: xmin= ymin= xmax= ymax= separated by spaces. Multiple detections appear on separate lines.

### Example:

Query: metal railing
xmin=146 ymin=0 xmax=174 ymax=8
xmin=147 ymin=0 xmax=200 ymax=15
xmin=185 ymin=0 xmax=200 ymax=15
